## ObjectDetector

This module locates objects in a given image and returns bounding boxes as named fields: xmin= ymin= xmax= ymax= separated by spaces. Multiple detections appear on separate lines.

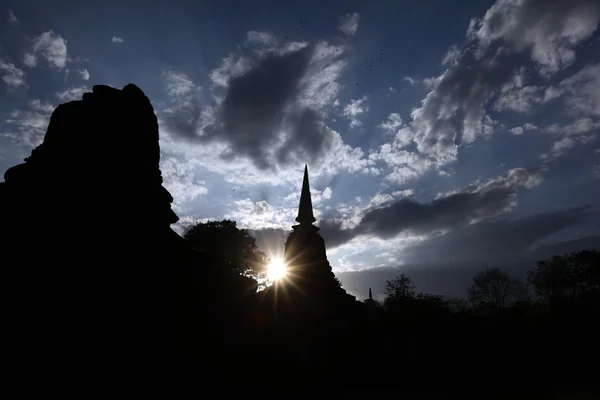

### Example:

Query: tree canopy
xmin=467 ymin=268 xmax=522 ymax=310
xmin=183 ymin=219 xmax=269 ymax=279
xmin=528 ymin=250 xmax=600 ymax=305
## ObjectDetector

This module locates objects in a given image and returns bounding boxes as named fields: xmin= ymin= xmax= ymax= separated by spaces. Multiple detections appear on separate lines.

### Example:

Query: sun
xmin=267 ymin=258 xmax=288 ymax=281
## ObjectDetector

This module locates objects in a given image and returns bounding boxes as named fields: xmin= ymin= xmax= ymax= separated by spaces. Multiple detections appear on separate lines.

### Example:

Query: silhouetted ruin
xmin=0 ymin=84 xmax=199 ymax=384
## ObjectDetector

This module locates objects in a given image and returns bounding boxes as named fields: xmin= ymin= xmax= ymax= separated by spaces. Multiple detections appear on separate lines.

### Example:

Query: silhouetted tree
xmin=183 ymin=219 xmax=269 ymax=279
xmin=383 ymin=274 xmax=415 ymax=306
xmin=527 ymin=250 xmax=600 ymax=305
xmin=467 ymin=268 xmax=521 ymax=310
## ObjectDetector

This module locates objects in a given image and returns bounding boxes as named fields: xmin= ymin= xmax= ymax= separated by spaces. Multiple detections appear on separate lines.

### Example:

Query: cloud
xmin=24 ymin=31 xmax=68 ymax=69
xmin=403 ymin=76 xmax=416 ymax=86
xmin=378 ymin=113 xmax=403 ymax=135
xmin=246 ymin=31 xmax=277 ymax=47
xmin=510 ymin=126 xmax=524 ymax=135
xmin=159 ymin=157 xmax=207 ymax=210
xmin=542 ymin=118 xmax=600 ymax=160
xmin=209 ymin=54 xmax=252 ymax=89
xmin=372 ymin=0 xmax=599 ymax=186
xmin=161 ymin=41 xmax=369 ymax=176
xmin=468 ymin=0 xmax=600 ymax=76
xmin=343 ymin=96 xmax=368 ymax=128
xmin=495 ymin=85 xmax=542 ymax=113
xmin=77 ymin=69 xmax=90 ymax=80
xmin=560 ymin=62 xmax=600 ymax=118
xmin=398 ymin=205 xmax=596 ymax=267
xmin=22 ymin=53 xmax=36 ymax=67
xmin=55 ymin=86 xmax=89 ymax=102
xmin=162 ymin=70 xmax=197 ymax=97
xmin=29 ymin=99 xmax=55 ymax=113
xmin=523 ymin=123 xmax=538 ymax=130
xmin=441 ymin=44 xmax=461 ymax=66
xmin=408 ymin=49 xmax=511 ymax=166
xmin=509 ymin=123 xmax=537 ymax=135
xmin=112 ymin=36 xmax=124 ymax=43
xmin=8 ymin=9 xmax=17 ymax=24
xmin=225 ymin=198 xmax=296 ymax=230
xmin=318 ymin=167 xmax=543 ymax=249
xmin=0 ymin=59 xmax=26 ymax=87
xmin=3 ymin=110 xmax=50 ymax=148
xmin=338 ymin=12 xmax=360 ymax=36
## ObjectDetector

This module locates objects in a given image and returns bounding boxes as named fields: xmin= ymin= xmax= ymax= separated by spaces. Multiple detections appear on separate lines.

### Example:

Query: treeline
xmin=378 ymin=249 xmax=599 ymax=313
xmin=181 ymin=219 xmax=599 ymax=389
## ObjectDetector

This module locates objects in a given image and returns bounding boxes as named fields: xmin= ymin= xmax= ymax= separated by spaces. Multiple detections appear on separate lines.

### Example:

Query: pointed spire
xmin=295 ymin=164 xmax=316 ymax=224
xmin=369 ymin=288 xmax=373 ymax=300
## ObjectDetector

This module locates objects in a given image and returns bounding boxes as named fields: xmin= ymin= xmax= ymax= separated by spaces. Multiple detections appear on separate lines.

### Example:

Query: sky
xmin=1 ymin=0 xmax=599 ymax=300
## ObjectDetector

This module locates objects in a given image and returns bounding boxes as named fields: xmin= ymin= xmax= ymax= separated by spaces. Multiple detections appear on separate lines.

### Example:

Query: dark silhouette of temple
xmin=256 ymin=165 xmax=357 ymax=341
xmin=282 ymin=165 xmax=348 ymax=295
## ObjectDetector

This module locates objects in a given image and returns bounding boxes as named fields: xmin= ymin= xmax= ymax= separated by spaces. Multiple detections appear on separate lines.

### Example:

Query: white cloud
xmin=26 ymin=31 xmax=68 ymax=69
xmin=378 ymin=113 xmax=403 ymax=134
xmin=8 ymin=9 xmax=17 ymax=24
xmin=55 ymin=86 xmax=89 ymax=102
xmin=225 ymin=198 xmax=295 ymax=230
xmin=495 ymin=85 xmax=542 ymax=113
xmin=296 ymin=41 xmax=347 ymax=110
xmin=522 ymin=123 xmax=538 ymax=131
xmin=369 ymin=193 xmax=394 ymax=207
xmin=29 ymin=99 xmax=55 ymax=113
xmin=112 ymin=36 xmax=124 ymax=43
xmin=77 ymin=69 xmax=90 ymax=80
xmin=246 ymin=31 xmax=277 ymax=47
xmin=159 ymin=157 xmax=207 ymax=211
xmin=0 ymin=59 xmax=25 ymax=87
xmin=378 ymin=113 xmax=413 ymax=149
xmin=442 ymin=44 xmax=460 ymax=66
xmin=392 ymin=189 xmax=415 ymax=198
xmin=343 ymin=96 xmax=368 ymax=128
xmin=338 ymin=12 xmax=360 ymax=36
xmin=509 ymin=123 xmax=538 ymax=135
xmin=3 ymin=110 xmax=50 ymax=148
xmin=422 ymin=76 xmax=441 ymax=90
xmin=403 ymin=76 xmax=416 ymax=87
xmin=560 ymin=62 xmax=600 ymax=118
xmin=162 ymin=70 xmax=197 ymax=97
xmin=542 ymin=118 xmax=600 ymax=160
xmin=23 ymin=53 xmax=37 ymax=67
xmin=469 ymin=0 xmax=600 ymax=76
xmin=543 ymin=86 xmax=564 ymax=102
xmin=209 ymin=53 xmax=252 ymax=89
xmin=509 ymin=126 xmax=524 ymax=135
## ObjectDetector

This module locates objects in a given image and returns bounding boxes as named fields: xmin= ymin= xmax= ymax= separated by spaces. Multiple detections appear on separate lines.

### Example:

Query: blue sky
xmin=1 ymin=0 xmax=599 ymax=299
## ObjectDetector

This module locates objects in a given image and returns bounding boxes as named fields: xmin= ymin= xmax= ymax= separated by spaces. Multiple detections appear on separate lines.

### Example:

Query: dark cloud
xmin=357 ymin=188 xmax=514 ymax=238
xmin=399 ymin=205 xmax=598 ymax=266
xmin=164 ymin=45 xmax=340 ymax=171
xmin=318 ymin=168 xmax=540 ymax=249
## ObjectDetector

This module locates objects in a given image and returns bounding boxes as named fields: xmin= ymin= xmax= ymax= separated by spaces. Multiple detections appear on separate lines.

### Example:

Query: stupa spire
xmin=295 ymin=164 xmax=316 ymax=224
xmin=369 ymin=288 xmax=373 ymax=300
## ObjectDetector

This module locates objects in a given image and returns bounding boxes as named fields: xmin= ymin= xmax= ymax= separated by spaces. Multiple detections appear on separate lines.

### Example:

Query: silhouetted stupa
xmin=283 ymin=165 xmax=341 ymax=293
xmin=280 ymin=165 xmax=354 ymax=301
